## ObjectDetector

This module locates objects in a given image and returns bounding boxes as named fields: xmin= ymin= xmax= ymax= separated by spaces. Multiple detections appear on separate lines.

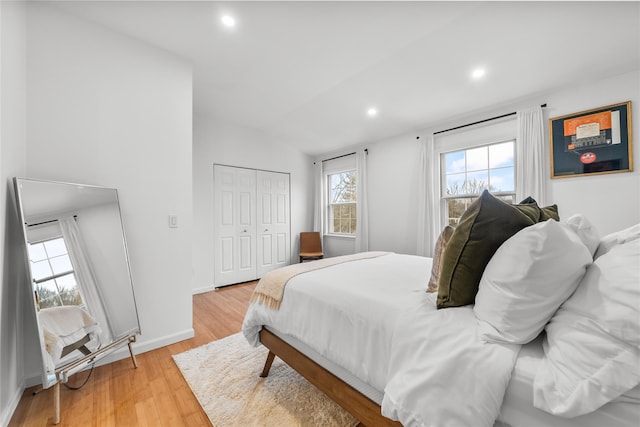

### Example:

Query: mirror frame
xmin=13 ymin=177 xmax=140 ymax=391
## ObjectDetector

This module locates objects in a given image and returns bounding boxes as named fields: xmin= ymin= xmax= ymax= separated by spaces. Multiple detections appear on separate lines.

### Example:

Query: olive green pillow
xmin=437 ymin=190 xmax=536 ymax=309
xmin=513 ymin=201 xmax=541 ymax=223
xmin=518 ymin=196 xmax=560 ymax=222
xmin=540 ymin=206 xmax=559 ymax=221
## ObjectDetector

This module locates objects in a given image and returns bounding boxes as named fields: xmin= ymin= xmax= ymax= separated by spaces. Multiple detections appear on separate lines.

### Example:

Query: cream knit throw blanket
xmin=250 ymin=251 xmax=391 ymax=310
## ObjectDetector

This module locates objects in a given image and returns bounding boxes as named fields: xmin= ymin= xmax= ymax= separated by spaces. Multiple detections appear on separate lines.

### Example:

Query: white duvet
xmin=242 ymin=253 xmax=521 ymax=427
xmin=382 ymin=302 xmax=520 ymax=426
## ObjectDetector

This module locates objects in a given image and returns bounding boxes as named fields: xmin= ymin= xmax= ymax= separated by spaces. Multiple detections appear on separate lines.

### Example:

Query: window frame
xmin=439 ymin=138 xmax=517 ymax=227
xmin=325 ymin=168 xmax=357 ymax=237
xmin=28 ymin=235 xmax=85 ymax=310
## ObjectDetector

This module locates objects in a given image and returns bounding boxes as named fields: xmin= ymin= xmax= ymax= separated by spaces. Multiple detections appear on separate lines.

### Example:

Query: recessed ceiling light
xmin=221 ymin=15 xmax=236 ymax=28
xmin=367 ymin=107 xmax=378 ymax=117
xmin=471 ymin=68 xmax=486 ymax=79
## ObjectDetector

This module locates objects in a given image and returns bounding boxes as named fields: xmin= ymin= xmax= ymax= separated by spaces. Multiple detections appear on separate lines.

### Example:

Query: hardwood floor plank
xmin=8 ymin=281 xmax=257 ymax=426
xmin=133 ymin=398 xmax=159 ymax=427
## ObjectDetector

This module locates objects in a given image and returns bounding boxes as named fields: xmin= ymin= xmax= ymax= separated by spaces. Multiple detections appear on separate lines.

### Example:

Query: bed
xmin=242 ymin=203 xmax=640 ymax=426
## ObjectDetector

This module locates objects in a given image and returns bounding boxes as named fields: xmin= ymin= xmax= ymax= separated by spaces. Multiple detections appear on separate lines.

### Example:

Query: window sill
xmin=324 ymin=233 xmax=356 ymax=239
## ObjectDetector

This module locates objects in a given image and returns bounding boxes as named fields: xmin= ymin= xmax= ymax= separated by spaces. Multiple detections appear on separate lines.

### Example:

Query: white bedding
xmin=242 ymin=252 xmax=640 ymax=427
xmin=382 ymin=301 xmax=520 ymax=427
xmin=498 ymin=334 xmax=640 ymax=427
xmin=243 ymin=253 xmax=432 ymax=391
xmin=243 ymin=253 xmax=520 ymax=426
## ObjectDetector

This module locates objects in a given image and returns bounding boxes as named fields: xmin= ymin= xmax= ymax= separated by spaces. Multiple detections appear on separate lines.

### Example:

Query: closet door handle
xmin=264 ymin=228 xmax=269 ymax=232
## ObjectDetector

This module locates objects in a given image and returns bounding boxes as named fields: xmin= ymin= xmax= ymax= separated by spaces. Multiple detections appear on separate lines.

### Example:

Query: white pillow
xmin=474 ymin=219 xmax=592 ymax=344
xmin=594 ymin=223 xmax=640 ymax=259
xmin=562 ymin=214 xmax=600 ymax=257
xmin=533 ymin=238 xmax=640 ymax=417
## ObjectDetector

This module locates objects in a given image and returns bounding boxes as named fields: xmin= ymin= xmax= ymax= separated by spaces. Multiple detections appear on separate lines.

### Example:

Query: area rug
xmin=172 ymin=333 xmax=358 ymax=427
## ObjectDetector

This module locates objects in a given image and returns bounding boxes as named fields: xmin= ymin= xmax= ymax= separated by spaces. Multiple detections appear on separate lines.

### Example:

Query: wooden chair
xmin=299 ymin=232 xmax=324 ymax=263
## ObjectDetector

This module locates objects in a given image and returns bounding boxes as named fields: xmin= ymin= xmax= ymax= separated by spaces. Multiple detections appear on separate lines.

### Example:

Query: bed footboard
xmin=258 ymin=328 xmax=402 ymax=427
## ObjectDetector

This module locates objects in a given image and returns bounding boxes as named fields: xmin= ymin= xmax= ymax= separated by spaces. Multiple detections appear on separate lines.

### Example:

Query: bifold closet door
xmin=213 ymin=165 xmax=257 ymax=287
xmin=256 ymin=170 xmax=291 ymax=278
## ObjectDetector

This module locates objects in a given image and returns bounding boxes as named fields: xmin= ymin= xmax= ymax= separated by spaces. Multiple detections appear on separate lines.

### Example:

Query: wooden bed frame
xmin=259 ymin=328 xmax=402 ymax=427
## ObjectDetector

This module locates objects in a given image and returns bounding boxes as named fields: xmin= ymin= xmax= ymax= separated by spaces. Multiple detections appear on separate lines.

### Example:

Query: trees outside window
xmin=442 ymin=141 xmax=515 ymax=225
xmin=28 ymin=237 xmax=83 ymax=309
xmin=328 ymin=170 xmax=357 ymax=235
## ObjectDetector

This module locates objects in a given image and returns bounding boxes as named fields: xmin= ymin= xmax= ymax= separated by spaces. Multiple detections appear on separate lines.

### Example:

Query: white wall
xmin=24 ymin=2 xmax=194 ymax=383
xmin=320 ymin=139 xmax=423 ymax=258
xmin=0 ymin=1 xmax=30 ymax=425
xmin=327 ymin=69 xmax=640 ymax=257
xmin=367 ymin=136 xmax=422 ymax=254
xmin=193 ymin=116 xmax=313 ymax=293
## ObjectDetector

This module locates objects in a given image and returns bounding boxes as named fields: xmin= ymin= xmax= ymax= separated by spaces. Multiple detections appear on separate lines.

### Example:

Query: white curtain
xmin=355 ymin=149 xmax=369 ymax=252
xmin=59 ymin=216 xmax=113 ymax=342
xmin=516 ymin=105 xmax=547 ymax=204
xmin=312 ymin=161 xmax=324 ymax=233
xmin=417 ymin=135 xmax=439 ymax=257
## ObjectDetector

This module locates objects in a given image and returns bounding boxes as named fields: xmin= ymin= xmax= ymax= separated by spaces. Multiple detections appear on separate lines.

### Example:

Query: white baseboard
xmin=95 ymin=328 xmax=195 ymax=366
xmin=192 ymin=284 xmax=215 ymax=294
xmin=1 ymin=378 xmax=26 ymax=427
xmin=23 ymin=369 xmax=42 ymax=389
xmin=19 ymin=328 xmax=195 ymax=399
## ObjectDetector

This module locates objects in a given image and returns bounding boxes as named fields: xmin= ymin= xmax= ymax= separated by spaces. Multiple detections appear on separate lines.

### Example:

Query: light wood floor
xmin=9 ymin=281 xmax=258 ymax=427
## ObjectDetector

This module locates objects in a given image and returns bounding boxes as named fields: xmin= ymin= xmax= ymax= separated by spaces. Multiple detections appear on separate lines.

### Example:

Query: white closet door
xmin=256 ymin=170 xmax=291 ymax=278
xmin=213 ymin=165 xmax=257 ymax=286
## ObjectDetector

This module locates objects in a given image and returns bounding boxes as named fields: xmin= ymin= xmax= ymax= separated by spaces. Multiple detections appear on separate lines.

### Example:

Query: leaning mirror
xmin=13 ymin=177 xmax=140 ymax=423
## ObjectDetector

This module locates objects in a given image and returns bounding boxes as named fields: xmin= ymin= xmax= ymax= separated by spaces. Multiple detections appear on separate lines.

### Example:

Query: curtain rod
xmin=27 ymin=215 xmax=78 ymax=228
xmin=314 ymin=148 xmax=368 ymax=165
xmin=434 ymin=104 xmax=547 ymax=135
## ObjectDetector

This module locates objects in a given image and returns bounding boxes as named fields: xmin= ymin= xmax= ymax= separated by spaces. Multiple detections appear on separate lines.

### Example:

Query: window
xmin=28 ymin=237 xmax=83 ymax=309
xmin=442 ymin=140 xmax=515 ymax=225
xmin=327 ymin=170 xmax=357 ymax=235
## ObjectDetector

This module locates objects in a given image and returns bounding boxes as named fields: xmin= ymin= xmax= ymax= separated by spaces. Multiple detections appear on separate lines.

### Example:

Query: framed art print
xmin=549 ymin=101 xmax=633 ymax=178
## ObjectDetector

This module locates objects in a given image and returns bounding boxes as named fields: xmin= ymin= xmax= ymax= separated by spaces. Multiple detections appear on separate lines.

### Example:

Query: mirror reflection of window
xmin=14 ymin=177 xmax=140 ymax=398
xmin=29 ymin=237 xmax=85 ymax=310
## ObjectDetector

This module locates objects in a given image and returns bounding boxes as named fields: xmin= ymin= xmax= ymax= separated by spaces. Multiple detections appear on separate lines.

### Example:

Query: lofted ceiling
xmin=50 ymin=1 xmax=640 ymax=156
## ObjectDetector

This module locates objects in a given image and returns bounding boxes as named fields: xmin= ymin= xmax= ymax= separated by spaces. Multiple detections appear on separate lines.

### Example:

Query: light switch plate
xmin=169 ymin=215 xmax=178 ymax=228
